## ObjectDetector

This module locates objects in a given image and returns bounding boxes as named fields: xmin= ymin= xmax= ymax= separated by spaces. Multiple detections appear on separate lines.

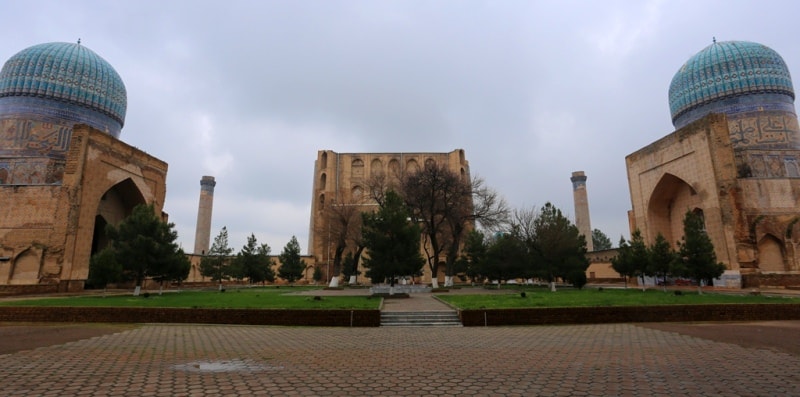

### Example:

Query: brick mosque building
xmin=308 ymin=149 xmax=469 ymax=285
xmin=627 ymin=40 xmax=800 ymax=288
xmin=0 ymin=42 xmax=168 ymax=292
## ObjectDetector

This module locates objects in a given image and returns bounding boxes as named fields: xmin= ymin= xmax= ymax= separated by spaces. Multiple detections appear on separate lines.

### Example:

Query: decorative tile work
xmin=727 ymin=111 xmax=800 ymax=149
xmin=669 ymin=41 xmax=794 ymax=127
xmin=0 ymin=118 xmax=72 ymax=157
xmin=0 ymin=42 xmax=125 ymax=135
xmin=741 ymin=150 xmax=800 ymax=178
xmin=0 ymin=96 xmax=122 ymax=137
xmin=0 ymin=157 xmax=64 ymax=185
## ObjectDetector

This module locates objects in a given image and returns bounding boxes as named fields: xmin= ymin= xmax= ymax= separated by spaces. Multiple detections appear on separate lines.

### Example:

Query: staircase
xmin=381 ymin=311 xmax=462 ymax=327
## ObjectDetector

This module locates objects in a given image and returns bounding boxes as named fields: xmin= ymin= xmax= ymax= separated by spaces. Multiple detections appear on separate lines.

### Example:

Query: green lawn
xmin=437 ymin=287 xmax=799 ymax=309
xmin=0 ymin=287 xmax=381 ymax=309
xmin=3 ymin=286 xmax=795 ymax=310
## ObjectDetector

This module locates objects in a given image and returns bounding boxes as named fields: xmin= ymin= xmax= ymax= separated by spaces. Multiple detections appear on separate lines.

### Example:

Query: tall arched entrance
xmin=647 ymin=173 xmax=700 ymax=245
xmin=91 ymin=178 xmax=146 ymax=256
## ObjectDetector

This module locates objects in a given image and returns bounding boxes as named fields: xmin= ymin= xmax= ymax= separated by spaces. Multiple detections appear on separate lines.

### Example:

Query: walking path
xmin=294 ymin=285 xmax=508 ymax=312
xmin=380 ymin=292 xmax=455 ymax=312
xmin=3 ymin=286 xmax=800 ymax=395
xmin=2 ymin=321 xmax=800 ymax=396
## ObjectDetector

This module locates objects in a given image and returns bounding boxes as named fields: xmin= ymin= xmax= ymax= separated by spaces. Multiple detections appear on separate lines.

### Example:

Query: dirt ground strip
xmin=641 ymin=320 xmax=800 ymax=356
xmin=0 ymin=322 xmax=137 ymax=355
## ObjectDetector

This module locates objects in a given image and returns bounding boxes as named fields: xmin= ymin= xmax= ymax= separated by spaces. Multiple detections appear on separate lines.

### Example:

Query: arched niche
xmin=647 ymin=173 xmax=700 ymax=246
xmin=459 ymin=149 xmax=465 ymax=165
xmin=319 ymin=193 xmax=325 ymax=210
xmin=406 ymin=159 xmax=419 ymax=173
xmin=352 ymin=159 xmax=364 ymax=178
xmin=320 ymin=173 xmax=327 ymax=190
xmin=321 ymin=152 xmax=328 ymax=169
xmin=352 ymin=185 xmax=363 ymax=200
xmin=10 ymin=249 xmax=40 ymax=284
xmin=388 ymin=159 xmax=400 ymax=178
xmin=758 ymin=234 xmax=786 ymax=272
xmin=370 ymin=158 xmax=383 ymax=177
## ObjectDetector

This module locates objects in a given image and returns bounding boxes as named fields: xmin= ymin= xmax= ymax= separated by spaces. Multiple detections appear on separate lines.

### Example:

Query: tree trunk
xmin=133 ymin=285 xmax=141 ymax=296
xmin=348 ymin=275 xmax=357 ymax=284
xmin=549 ymin=281 xmax=556 ymax=292
xmin=444 ymin=275 xmax=453 ymax=287
xmin=328 ymin=276 xmax=339 ymax=288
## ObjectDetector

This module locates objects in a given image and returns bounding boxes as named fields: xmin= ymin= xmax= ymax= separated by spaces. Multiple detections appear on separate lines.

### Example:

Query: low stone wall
xmin=0 ymin=307 xmax=381 ymax=327
xmin=743 ymin=273 xmax=800 ymax=288
xmin=0 ymin=284 xmax=60 ymax=296
xmin=459 ymin=304 xmax=800 ymax=326
xmin=4 ymin=304 xmax=799 ymax=327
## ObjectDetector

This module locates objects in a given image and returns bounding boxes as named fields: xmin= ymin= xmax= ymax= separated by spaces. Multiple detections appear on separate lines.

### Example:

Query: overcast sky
xmin=3 ymin=0 xmax=798 ymax=254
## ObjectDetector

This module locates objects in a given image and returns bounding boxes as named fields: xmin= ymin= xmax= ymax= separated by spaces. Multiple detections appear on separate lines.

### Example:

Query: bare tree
xmin=401 ymin=162 xmax=508 ymax=288
xmin=401 ymin=163 xmax=460 ymax=288
xmin=441 ymin=176 xmax=508 ymax=286
xmin=317 ymin=194 xmax=370 ymax=287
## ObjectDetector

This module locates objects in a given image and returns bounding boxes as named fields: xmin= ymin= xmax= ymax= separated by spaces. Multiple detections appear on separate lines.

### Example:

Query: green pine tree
xmin=87 ymin=247 xmax=122 ymax=293
xmin=278 ymin=236 xmax=306 ymax=284
xmin=105 ymin=203 xmax=188 ymax=295
xmin=629 ymin=229 xmax=651 ymax=291
xmin=200 ymin=227 xmax=234 ymax=290
xmin=611 ymin=236 xmax=635 ymax=288
xmin=648 ymin=233 xmax=676 ymax=292
xmin=232 ymin=233 xmax=275 ymax=284
xmin=361 ymin=190 xmax=425 ymax=287
xmin=675 ymin=211 xmax=726 ymax=294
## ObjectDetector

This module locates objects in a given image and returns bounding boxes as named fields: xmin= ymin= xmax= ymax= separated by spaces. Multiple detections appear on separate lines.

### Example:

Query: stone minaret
xmin=193 ymin=176 xmax=216 ymax=255
xmin=570 ymin=171 xmax=593 ymax=252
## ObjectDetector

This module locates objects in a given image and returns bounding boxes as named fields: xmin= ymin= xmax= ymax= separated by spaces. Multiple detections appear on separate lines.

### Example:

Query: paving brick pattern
xmin=3 ymin=323 xmax=800 ymax=396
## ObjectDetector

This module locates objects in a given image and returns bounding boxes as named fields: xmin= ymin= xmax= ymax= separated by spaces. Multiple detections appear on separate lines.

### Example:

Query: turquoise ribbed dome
xmin=669 ymin=41 xmax=794 ymax=128
xmin=0 ymin=42 xmax=126 ymax=134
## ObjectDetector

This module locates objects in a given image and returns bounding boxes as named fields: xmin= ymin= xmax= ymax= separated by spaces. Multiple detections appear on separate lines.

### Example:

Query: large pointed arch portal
xmin=647 ymin=173 xmax=700 ymax=246
xmin=91 ymin=178 xmax=147 ymax=256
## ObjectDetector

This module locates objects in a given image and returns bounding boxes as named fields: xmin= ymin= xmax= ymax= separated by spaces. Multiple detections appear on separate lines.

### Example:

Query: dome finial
xmin=712 ymin=36 xmax=716 ymax=44
xmin=77 ymin=38 xmax=81 ymax=45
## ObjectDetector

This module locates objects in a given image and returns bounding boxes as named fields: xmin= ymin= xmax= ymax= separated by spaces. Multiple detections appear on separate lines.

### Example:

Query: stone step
xmin=380 ymin=311 xmax=462 ymax=327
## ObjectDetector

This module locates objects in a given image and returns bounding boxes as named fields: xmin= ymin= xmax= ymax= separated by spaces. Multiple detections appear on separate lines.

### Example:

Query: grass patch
xmin=0 ymin=287 xmax=380 ymax=309
xmin=437 ymin=288 xmax=799 ymax=309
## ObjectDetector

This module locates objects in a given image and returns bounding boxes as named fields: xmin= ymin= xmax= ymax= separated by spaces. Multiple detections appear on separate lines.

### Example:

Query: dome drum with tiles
xmin=669 ymin=41 xmax=795 ymax=129
xmin=0 ymin=42 xmax=126 ymax=137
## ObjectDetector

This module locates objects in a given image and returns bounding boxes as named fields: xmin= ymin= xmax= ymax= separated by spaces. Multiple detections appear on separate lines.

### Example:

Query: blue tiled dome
xmin=669 ymin=41 xmax=794 ymax=129
xmin=0 ymin=42 xmax=126 ymax=136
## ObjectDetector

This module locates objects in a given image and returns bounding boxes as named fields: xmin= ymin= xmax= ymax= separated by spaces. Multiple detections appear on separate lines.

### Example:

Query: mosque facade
xmin=626 ymin=40 xmax=800 ymax=288
xmin=308 ymin=149 xmax=469 ymax=284
xmin=0 ymin=42 xmax=168 ymax=292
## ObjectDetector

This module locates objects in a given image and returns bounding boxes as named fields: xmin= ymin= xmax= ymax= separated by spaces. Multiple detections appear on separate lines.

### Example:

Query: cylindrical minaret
xmin=194 ymin=176 xmax=216 ymax=255
xmin=570 ymin=171 xmax=593 ymax=252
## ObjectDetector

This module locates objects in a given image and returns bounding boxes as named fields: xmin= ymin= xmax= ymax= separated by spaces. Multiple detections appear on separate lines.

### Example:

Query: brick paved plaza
xmin=2 ymin=322 xmax=800 ymax=396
